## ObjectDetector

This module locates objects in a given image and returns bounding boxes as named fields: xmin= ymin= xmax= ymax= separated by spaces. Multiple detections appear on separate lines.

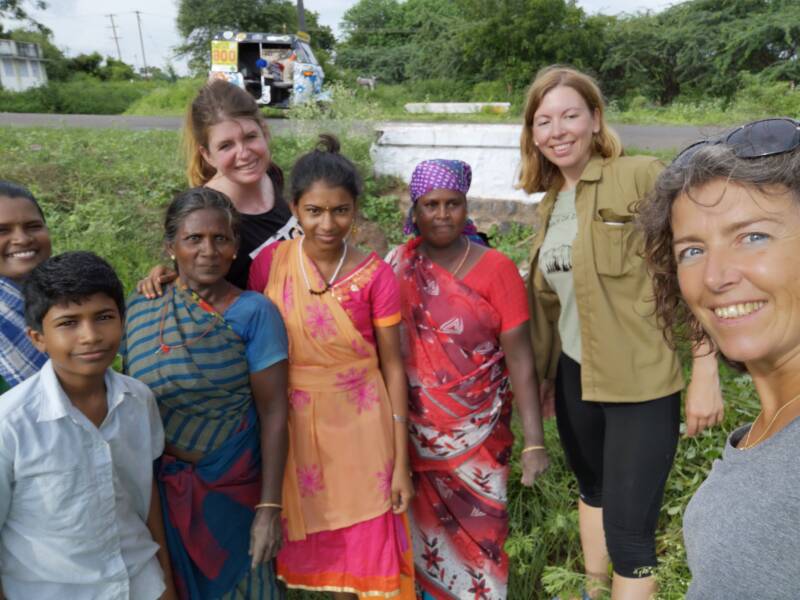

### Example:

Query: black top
xmin=226 ymin=163 xmax=298 ymax=290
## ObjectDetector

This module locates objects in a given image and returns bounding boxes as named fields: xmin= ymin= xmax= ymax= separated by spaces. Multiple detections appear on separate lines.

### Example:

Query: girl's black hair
xmin=290 ymin=134 xmax=362 ymax=204
xmin=0 ymin=180 xmax=45 ymax=221
xmin=164 ymin=187 xmax=241 ymax=244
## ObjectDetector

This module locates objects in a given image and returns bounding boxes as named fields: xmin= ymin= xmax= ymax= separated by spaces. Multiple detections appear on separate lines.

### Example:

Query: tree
xmin=338 ymin=0 xmax=800 ymax=105
xmin=336 ymin=0 xmax=409 ymax=82
xmin=337 ymin=0 xmax=610 ymax=89
xmin=1 ymin=0 xmax=49 ymax=33
xmin=175 ymin=0 xmax=335 ymax=75
xmin=101 ymin=57 xmax=137 ymax=81
xmin=142 ymin=64 xmax=180 ymax=82
xmin=398 ymin=0 xmax=465 ymax=82
xmin=454 ymin=0 xmax=610 ymax=90
xmin=66 ymin=52 xmax=104 ymax=79
xmin=600 ymin=0 xmax=800 ymax=104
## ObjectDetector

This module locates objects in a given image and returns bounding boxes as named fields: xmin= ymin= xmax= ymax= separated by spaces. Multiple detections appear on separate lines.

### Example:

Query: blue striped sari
xmin=122 ymin=284 xmax=283 ymax=600
xmin=0 ymin=277 xmax=47 ymax=387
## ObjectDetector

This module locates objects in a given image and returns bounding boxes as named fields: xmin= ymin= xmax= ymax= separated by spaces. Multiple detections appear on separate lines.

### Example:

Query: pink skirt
xmin=276 ymin=510 xmax=414 ymax=598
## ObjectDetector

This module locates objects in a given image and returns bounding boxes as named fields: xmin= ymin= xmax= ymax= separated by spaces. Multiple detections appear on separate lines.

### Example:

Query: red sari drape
xmin=393 ymin=238 xmax=513 ymax=600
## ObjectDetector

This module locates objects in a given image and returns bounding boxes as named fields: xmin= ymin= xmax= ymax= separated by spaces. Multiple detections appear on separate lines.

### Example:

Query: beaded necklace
xmin=155 ymin=285 xmax=234 ymax=355
xmin=298 ymin=237 xmax=348 ymax=295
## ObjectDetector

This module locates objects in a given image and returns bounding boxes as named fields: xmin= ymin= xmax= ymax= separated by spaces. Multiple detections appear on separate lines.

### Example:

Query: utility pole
xmin=106 ymin=14 xmax=122 ymax=61
xmin=134 ymin=11 xmax=149 ymax=77
xmin=297 ymin=0 xmax=306 ymax=33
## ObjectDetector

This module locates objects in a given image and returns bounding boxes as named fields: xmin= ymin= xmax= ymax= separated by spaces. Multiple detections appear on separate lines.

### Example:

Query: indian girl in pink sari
xmin=248 ymin=135 xmax=415 ymax=599
xmin=388 ymin=160 xmax=550 ymax=599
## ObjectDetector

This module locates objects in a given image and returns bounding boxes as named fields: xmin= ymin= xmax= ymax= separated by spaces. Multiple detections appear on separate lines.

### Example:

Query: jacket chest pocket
xmin=591 ymin=220 xmax=635 ymax=276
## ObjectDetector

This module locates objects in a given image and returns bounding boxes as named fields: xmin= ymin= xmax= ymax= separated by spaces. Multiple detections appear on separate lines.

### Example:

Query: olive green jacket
xmin=528 ymin=154 xmax=684 ymax=402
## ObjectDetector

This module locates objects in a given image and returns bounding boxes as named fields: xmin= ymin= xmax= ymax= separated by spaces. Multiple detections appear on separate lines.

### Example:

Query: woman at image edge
xmin=641 ymin=118 xmax=800 ymax=598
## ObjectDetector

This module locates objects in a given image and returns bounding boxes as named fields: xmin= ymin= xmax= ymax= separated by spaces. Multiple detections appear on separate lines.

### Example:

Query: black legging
xmin=555 ymin=353 xmax=681 ymax=578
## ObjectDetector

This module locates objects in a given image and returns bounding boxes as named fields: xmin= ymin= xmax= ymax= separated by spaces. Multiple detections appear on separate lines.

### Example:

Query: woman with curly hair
xmin=640 ymin=118 xmax=800 ymax=598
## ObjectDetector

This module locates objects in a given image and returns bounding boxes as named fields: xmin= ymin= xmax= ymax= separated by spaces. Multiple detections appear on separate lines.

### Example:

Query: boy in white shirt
xmin=0 ymin=251 xmax=176 ymax=600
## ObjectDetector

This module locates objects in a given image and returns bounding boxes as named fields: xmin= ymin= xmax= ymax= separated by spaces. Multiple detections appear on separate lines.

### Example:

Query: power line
xmin=297 ymin=0 xmax=307 ymax=33
xmin=130 ymin=12 xmax=174 ymax=20
xmin=106 ymin=14 xmax=122 ymax=61
xmin=134 ymin=11 xmax=148 ymax=75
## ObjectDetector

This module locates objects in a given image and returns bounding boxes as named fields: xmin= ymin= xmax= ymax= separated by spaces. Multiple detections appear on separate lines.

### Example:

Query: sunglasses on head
xmin=673 ymin=117 xmax=800 ymax=167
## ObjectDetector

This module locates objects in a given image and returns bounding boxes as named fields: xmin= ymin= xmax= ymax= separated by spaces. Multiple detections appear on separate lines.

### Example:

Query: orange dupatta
xmin=266 ymin=238 xmax=395 ymax=541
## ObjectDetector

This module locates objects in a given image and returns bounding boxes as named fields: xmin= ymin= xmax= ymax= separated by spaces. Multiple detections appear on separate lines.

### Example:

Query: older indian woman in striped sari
xmin=121 ymin=188 xmax=289 ymax=600
xmin=389 ymin=160 xmax=550 ymax=599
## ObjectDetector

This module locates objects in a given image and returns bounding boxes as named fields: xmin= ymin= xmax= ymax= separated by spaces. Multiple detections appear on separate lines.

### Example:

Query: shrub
xmin=0 ymin=78 xmax=158 ymax=115
xmin=0 ymin=85 xmax=55 ymax=112
xmin=731 ymin=73 xmax=800 ymax=119
xmin=288 ymin=81 xmax=384 ymax=121
xmin=125 ymin=78 xmax=206 ymax=116
xmin=55 ymin=79 xmax=158 ymax=115
xmin=471 ymin=80 xmax=513 ymax=102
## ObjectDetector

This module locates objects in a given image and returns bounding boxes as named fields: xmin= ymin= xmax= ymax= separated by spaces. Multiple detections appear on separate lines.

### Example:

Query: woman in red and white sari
xmin=389 ymin=160 xmax=550 ymax=599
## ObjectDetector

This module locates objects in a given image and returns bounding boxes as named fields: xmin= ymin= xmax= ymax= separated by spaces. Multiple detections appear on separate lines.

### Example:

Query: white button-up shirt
xmin=0 ymin=360 xmax=166 ymax=600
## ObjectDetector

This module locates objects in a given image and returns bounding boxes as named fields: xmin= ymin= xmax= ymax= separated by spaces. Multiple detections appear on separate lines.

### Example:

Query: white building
xmin=0 ymin=39 xmax=47 ymax=92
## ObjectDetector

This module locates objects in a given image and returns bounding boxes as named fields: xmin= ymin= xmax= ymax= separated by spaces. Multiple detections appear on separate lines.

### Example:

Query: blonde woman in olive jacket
xmin=520 ymin=65 xmax=722 ymax=600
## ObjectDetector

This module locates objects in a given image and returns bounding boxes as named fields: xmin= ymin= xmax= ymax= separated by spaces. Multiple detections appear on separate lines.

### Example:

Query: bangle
xmin=255 ymin=502 xmax=282 ymax=510
xmin=392 ymin=414 xmax=407 ymax=423
xmin=521 ymin=445 xmax=545 ymax=454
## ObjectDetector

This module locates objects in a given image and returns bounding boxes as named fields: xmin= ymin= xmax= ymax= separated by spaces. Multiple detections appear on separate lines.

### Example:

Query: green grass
xmin=0 ymin=79 xmax=162 ymax=115
xmin=124 ymin=78 xmax=206 ymax=116
xmin=0 ymin=127 xmax=391 ymax=291
xmin=0 ymin=126 xmax=760 ymax=598
xmin=609 ymin=77 xmax=800 ymax=126
xmin=286 ymin=75 xmax=799 ymax=126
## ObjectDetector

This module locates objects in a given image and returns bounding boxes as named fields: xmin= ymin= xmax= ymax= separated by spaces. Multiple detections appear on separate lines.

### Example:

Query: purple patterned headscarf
xmin=404 ymin=159 xmax=479 ymax=238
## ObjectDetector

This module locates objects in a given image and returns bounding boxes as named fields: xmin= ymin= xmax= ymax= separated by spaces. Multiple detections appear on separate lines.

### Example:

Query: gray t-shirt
xmin=683 ymin=417 xmax=800 ymax=599
xmin=539 ymin=189 xmax=581 ymax=363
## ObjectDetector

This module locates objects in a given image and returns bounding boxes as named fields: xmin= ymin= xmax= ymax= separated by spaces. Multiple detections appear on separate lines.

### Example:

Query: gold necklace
xmin=451 ymin=238 xmax=471 ymax=277
xmin=424 ymin=236 xmax=471 ymax=276
xmin=741 ymin=393 xmax=800 ymax=449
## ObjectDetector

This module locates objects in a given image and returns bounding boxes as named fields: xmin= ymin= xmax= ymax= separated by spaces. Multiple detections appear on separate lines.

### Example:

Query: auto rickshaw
xmin=209 ymin=30 xmax=325 ymax=108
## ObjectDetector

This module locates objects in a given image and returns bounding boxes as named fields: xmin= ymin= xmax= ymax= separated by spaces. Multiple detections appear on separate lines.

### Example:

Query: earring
xmin=170 ymin=255 xmax=175 ymax=260
xmin=345 ymin=222 xmax=359 ymax=241
xmin=233 ymin=254 xmax=238 ymax=259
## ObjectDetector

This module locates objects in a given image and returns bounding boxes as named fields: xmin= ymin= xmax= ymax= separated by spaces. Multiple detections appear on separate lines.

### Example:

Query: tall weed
xmin=610 ymin=75 xmax=800 ymax=125
xmin=0 ymin=79 xmax=159 ymax=115
xmin=124 ymin=78 xmax=206 ymax=116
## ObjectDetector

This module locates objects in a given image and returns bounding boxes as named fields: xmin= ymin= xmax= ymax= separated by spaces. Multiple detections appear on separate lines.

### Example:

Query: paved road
xmin=0 ymin=112 xmax=375 ymax=139
xmin=0 ymin=112 xmax=730 ymax=151
xmin=611 ymin=122 xmax=727 ymax=151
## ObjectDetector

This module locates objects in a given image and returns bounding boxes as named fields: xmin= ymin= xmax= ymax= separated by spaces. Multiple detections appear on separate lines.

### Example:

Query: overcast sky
xmin=6 ymin=0 xmax=677 ymax=75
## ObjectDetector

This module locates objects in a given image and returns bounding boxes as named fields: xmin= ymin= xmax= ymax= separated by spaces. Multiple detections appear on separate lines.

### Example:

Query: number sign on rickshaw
xmin=211 ymin=41 xmax=238 ymax=72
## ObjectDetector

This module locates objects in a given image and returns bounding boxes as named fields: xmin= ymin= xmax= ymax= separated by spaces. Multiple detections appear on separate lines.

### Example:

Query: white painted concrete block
xmin=371 ymin=124 xmax=545 ymax=204
xmin=404 ymin=102 xmax=511 ymax=114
